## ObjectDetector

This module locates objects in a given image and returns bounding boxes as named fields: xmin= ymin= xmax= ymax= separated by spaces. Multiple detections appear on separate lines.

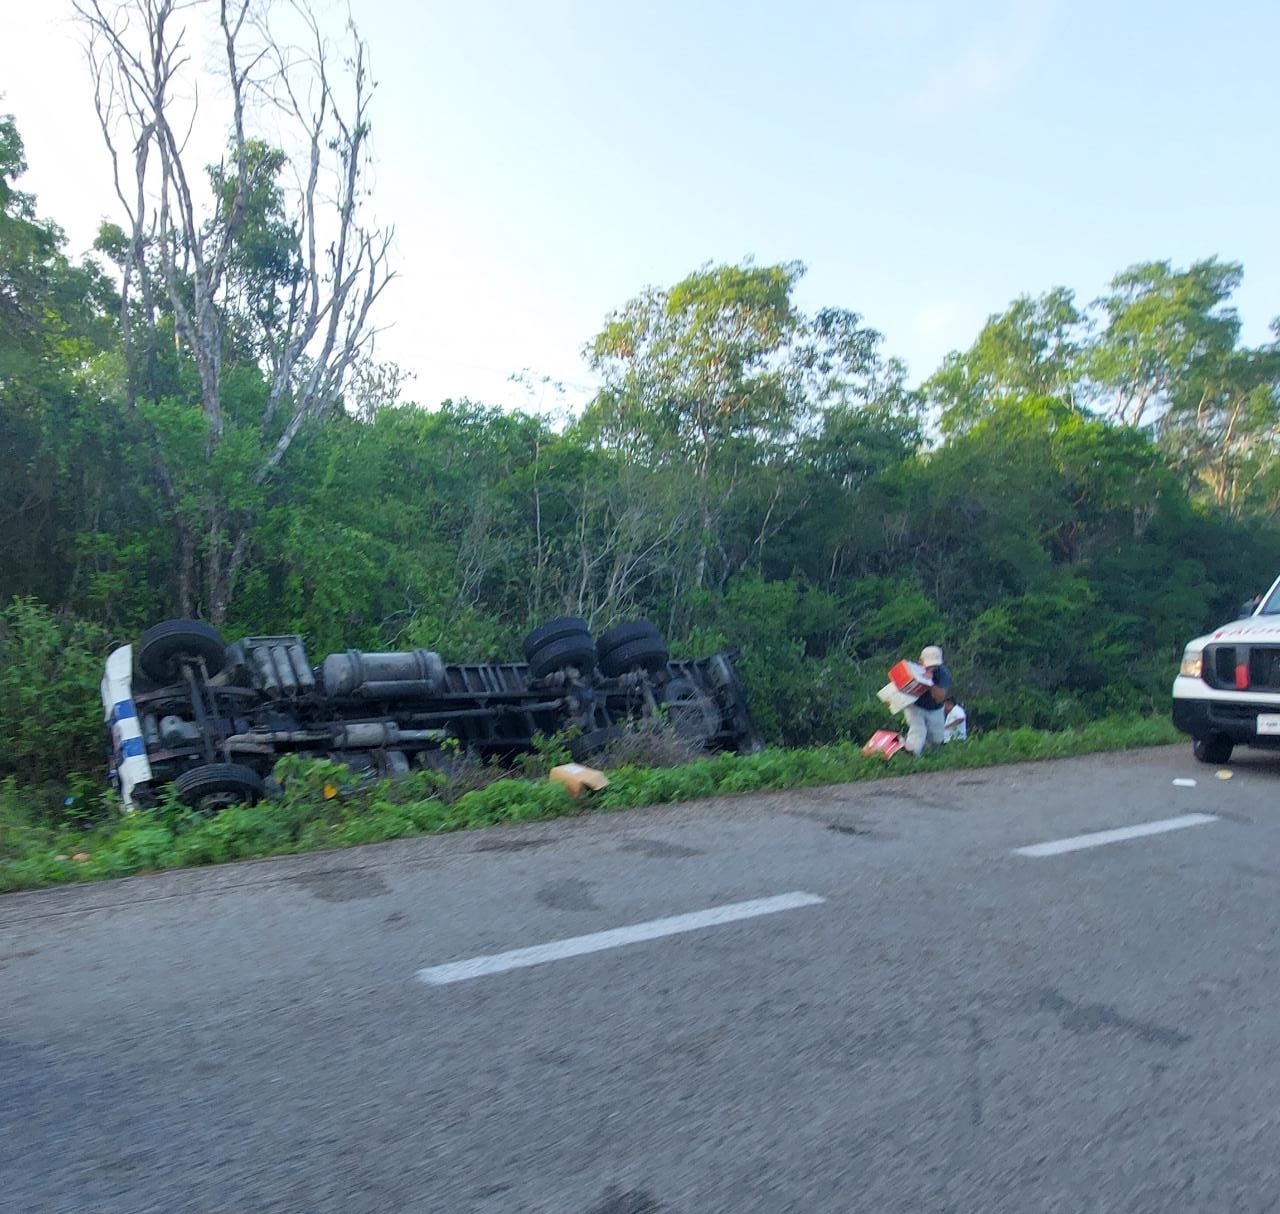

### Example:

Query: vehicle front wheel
xmin=173 ymin=762 xmax=265 ymax=813
xmin=1192 ymin=735 xmax=1234 ymax=765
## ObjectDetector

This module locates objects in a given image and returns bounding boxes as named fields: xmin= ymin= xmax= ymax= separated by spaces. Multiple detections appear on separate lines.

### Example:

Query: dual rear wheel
xmin=520 ymin=617 xmax=672 ymax=679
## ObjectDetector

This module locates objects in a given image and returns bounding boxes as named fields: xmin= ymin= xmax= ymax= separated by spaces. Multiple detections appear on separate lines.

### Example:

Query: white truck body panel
xmin=101 ymin=645 xmax=151 ymax=809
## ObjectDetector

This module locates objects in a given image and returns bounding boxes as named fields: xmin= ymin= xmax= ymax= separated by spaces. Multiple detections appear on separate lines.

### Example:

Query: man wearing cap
xmin=903 ymin=645 xmax=951 ymax=756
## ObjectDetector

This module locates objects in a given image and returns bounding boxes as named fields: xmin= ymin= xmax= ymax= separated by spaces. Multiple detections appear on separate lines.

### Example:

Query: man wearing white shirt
xmin=943 ymin=696 xmax=968 ymax=743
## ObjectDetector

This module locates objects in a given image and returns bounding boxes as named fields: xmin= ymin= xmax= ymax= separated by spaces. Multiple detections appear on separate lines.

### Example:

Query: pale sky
xmin=2 ymin=0 xmax=1277 ymax=416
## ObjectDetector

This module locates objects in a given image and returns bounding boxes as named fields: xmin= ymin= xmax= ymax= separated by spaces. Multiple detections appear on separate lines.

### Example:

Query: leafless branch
xmin=74 ymin=0 xmax=395 ymax=620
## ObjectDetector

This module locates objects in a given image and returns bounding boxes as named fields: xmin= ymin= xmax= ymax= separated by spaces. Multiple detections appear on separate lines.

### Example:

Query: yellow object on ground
xmin=549 ymin=763 xmax=610 ymax=797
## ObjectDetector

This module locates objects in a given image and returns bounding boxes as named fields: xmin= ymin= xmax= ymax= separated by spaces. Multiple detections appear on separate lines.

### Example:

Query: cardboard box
xmin=876 ymin=681 xmax=917 ymax=715
xmin=888 ymin=659 xmax=932 ymax=697
xmin=861 ymin=729 xmax=904 ymax=760
xmin=549 ymin=763 xmax=609 ymax=798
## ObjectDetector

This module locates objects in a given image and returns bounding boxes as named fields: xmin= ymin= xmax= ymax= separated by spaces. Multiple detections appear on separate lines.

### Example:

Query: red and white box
xmin=888 ymin=659 xmax=932 ymax=697
xmin=861 ymin=729 xmax=904 ymax=760
xmin=876 ymin=681 xmax=916 ymax=714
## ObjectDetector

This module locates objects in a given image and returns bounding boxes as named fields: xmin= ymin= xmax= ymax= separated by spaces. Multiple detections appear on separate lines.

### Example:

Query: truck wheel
xmin=173 ymin=763 xmax=265 ymax=813
xmin=599 ymin=636 xmax=669 ymax=678
xmin=527 ymin=634 xmax=598 ymax=679
xmin=523 ymin=617 xmax=591 ymax=661
xmin=138 ymin=619 xmax=227 ymax=683
xmin=1192 ymin=735 xmax=1234 ymax=765
xmin=597 ymin=620 xmax=662 ymax=660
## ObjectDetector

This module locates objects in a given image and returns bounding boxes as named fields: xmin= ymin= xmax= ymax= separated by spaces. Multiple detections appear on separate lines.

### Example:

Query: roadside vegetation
xmin=0 ymin=717 xmax=1179 ymax=894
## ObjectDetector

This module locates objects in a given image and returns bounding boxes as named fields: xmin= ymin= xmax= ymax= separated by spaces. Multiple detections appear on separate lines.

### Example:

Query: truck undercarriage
xmin=103 ymin=617 xmax=763 ymax=810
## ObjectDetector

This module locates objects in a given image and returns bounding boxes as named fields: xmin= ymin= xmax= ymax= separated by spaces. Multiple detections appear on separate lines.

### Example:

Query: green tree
xmin=76 ymin=0 xmax=394 ymax=622
xmin=927 ymin=287 xmax=1087 ymax=436
xmin=0 ymin=115 xmax=134 ymax=613
xmin=581 ymin=261 xmax=918 ymax=592
xmin=1084 ymin=259 xmax=1279 ymax=517
xmin=0 ymin=598 xmax=110 ymax=787
xmin=1158 ymin=329 xmax=1280 ymax=517
xmin=1087 ymin=258 xmax=1242 ymax=428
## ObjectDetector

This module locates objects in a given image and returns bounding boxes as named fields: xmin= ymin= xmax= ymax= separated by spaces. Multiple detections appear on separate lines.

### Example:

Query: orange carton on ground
xmin=861 ymin=729 xmax=904 ymax=760
xmin=549 ymin=763 xmax=609 ymax=798
xmin=888 ymin=659 xmax=932 ymax=697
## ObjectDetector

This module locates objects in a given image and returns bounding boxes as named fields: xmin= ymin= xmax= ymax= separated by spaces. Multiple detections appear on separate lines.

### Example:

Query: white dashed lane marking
xmin=1014 ymin=813 xmax=1219 ymax=858
xmin=417 ymin=891 xmax=826 ymax=985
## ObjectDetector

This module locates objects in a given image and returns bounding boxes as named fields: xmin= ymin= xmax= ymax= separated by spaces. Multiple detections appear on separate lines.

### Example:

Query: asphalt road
xmin=4 ymin=745 xmax=1280 ymax=1214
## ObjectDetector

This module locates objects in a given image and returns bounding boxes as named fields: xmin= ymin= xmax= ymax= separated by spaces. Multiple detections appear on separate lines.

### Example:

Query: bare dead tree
xmin=75 ymin=0 xmax=394 ymax=622
xmin=537 ymin=469 xmax=699 ymax=628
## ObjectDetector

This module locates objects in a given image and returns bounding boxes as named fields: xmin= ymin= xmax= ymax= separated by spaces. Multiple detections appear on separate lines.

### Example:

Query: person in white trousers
xmin=902 ymin=645 xmax=951 ymax=756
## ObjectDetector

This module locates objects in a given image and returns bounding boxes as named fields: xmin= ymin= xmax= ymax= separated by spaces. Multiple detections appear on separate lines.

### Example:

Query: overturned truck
xmin=102 ymin=617 xmax=763 ymax=811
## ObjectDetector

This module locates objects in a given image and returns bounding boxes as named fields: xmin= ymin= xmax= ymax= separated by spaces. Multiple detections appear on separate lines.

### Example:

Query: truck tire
xmin=1192 ymin=735 xmax=1234 ymax=765
xmin=527 ymin=634 xmax=598 ymax=679
xmin=597 ymin=620 xmax=662 ymax=660
xmin=523 ymin=617 xmax=592 ymax=661
xmin=599 ymin=636 xmax=669 ymax=678
xmin=138 ymin=619 xmax=227 ymax=683
xmin=173 ymin=762 xmax=265 ymax=812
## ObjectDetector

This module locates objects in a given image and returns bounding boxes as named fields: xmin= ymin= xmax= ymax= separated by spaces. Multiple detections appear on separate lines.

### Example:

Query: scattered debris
xmin=861 ymin=729 xmax=904 ymax=760
xmin=549 ymin=763 xmax=609 ymax=797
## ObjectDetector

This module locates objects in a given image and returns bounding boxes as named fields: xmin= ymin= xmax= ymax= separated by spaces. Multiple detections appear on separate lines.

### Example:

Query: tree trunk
xmin=178 ymin=526 xmax=196 ymax=619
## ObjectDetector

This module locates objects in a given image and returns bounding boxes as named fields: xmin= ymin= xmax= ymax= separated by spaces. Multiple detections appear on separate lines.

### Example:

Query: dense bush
xmin=0 ymin=598 xmax=111 ymax=795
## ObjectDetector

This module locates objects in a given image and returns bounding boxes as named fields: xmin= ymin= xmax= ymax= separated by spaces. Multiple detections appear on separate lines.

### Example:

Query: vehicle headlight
xmin=1179 ymin=648 xmax=1203 ymax=679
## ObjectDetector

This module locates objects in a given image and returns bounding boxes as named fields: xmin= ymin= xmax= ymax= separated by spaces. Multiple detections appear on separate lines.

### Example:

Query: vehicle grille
xmin=1204 ymin=644 xmax=1280 ymax=692
xmin=1207 ymin=702 xmax=1273 ymax=724
xmin=1251 ymin=647 xmax=1280 ymax=690
xmin=1211 ymin=647 xmax=1236 ymax=686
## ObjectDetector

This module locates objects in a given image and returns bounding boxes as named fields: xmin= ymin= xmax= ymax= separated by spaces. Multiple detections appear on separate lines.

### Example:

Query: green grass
xmin=0 ymin=716 xmax=1182 ymax=894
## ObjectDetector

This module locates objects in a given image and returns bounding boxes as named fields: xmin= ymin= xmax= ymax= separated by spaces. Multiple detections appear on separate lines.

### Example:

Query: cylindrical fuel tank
xmin=321 ymin=649 xmax=446 ymax=699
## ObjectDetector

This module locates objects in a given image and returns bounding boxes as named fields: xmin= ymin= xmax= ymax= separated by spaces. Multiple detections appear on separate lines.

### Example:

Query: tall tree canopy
xmin=74 ymin=0 xmax=395 ymax=621
xmin=580 ymin=261 xmax=921 ymax=593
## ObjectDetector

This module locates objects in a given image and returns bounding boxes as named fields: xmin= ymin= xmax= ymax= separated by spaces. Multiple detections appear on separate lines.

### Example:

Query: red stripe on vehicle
xmin=1236 ymin=663 xmax=1250 ymax=690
